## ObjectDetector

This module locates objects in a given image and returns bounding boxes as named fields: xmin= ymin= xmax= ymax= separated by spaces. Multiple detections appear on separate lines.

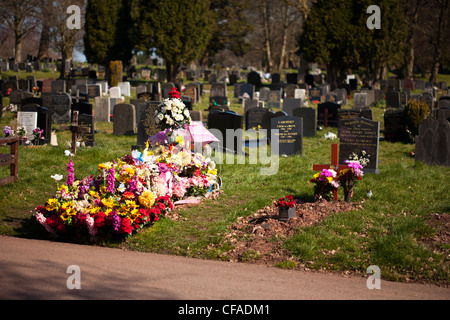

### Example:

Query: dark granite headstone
xmin=51 ymin=92 xmax=71 ymax=123
xmin=207 ymin=111 xmax=243 ymax=153
xmin=318 ymin=102 xmax=340 ymax=127
xmin=271 ymin=116 xmax=303 ymax=156
xmin=137 ymin=102 xmax=161 ymax=146
xmin=246 ymin=107 xmax=268 ymax=131
xmin=113 ymin=103 xmax=136 ymax=136
xmin=338 ymin=117 xmax=380 ymax=173
xmin=384 ymin=108 xmax=409 ymax=142
xmin=415 ymin=118 xmax=450 ymax=167
xmin=293 ymin=107 xmax=316 ymax=137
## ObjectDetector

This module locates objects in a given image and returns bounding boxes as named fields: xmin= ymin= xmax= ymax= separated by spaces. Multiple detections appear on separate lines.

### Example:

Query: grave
xmin=17 ymin=111 xmax=38 ymax=139
xmin=209 ymin=96 xmax=228 ymax=109
xmin=282 ymin=98 xmax=303 ymax=117
xmin=190 ymin=110 xmax=202 ymax=122
xmin=293 ymin=107 xmax=316 ymax=137
xmin=239 ymin=83 xmax=255 ymax=100
xmin=87 ymin=84 xmax=101 ymax=99
xmin=113 ymin=104 xmax=136 ymax=136
xmin=267 ymin=90 xmax=281 ymax=109
xmin=246 ymin=107 xmax=268 ymax=131
xmin=94 ymin=97 xmax=111 ymax=122
xmin=338 ymin=117 xmax=380 ymax=174
xmin=51 ymin=80 xmax=66 ymax=93
xmin=51 ymin=93 xmax=72 ymax=124
xmin=318 ymin=102 xmax=340 ymax=127
xmin=259 ymin=87 xmax=270 ymax=102
xmin=309 ymin=87 xmax=323 ymax=102
xmin=207 ymin=111 xmax=243 ymax=154
xmin=384 ymin=108 xmax=409 ymax=142
xmin=285 ymin=84 xmax=299 ymax=99
xmin=386 ymin=91 xmax=401 ymax=108
xmin=77 ymin=113 xmax=96 ymax=147
xmin=415 ymin=118 xmax=450 ymax=167
xmin=21 ymin=104 xmax=52 ymax=143
xmin=353 ymin=92 xmax=368 ymax=109
xmin=271 ymin=115 xmax=303 ymax=156
xmin=136 ymin=102 xmax=162 ymax=147
xmin=118 ymin=82 xmax=131 ymax=97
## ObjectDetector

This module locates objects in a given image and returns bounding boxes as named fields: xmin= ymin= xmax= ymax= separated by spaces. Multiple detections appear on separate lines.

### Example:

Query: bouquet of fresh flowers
xmin=155 ymin=88 xmax=191 ymax=129
xmin=3 ymin=126 xmax=14 ymax=137
xmin=275 ymin=195 xmax=296 ymax=208
xmin=337 ymin=160 xmax=364 ymax=203
xmin=32 ymin=127 xmax=44 ymax=141
xmin=310 ymin=168 xmax=339 ymax=201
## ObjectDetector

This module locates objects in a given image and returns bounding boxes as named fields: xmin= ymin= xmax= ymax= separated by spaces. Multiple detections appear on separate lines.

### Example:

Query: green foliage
xmin=143 ymin=0 xmax=215 ymax=81
xmin=404 ymin=99 xmax=430 ymax=136
xmin=84 ymin=0 xmax=134 ymax=66
xmin=300 ymin=0 xmax=408 ymax=87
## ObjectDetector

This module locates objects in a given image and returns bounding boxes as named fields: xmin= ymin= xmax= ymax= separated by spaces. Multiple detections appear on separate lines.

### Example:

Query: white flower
xmin=51 ymin=174 xmax=63 ymax=182
xmin=64 ymin=150 xmax=74 ymax=157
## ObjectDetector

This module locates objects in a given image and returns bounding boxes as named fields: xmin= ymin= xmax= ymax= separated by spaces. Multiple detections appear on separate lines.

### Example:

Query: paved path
xmin=0 ymin=235 xmax=449 ymax=300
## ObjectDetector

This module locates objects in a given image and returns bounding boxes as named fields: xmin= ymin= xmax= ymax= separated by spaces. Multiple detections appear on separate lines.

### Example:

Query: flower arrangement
xmin=309 ymin=168 xmax=339 ymax=201
xmin=337 ymin=160 xmax=364 ymax=203
xmin=3 ymin=126 xmax=14 ymax=137
xmin=155 ymin=88 xmax=191 ymax=129
xmin=275 ymin=195 xmax=296 ymax=208
xmin=32 ymin=127 xmax=44 ymax=142
xmin=35 ymin=142 xmax=219 ymax=241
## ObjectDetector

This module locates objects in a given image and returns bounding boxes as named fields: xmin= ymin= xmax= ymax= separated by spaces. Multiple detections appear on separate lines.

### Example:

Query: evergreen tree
xmin=84 ymin=0 xmax=133 ymax=67
xmin=146 ymin=0 xmax=214 ymax=81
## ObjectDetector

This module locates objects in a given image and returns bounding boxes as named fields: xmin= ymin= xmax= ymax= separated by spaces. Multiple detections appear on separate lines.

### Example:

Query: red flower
xmin=94 ymin=212 xmax=106 ymax=228
xmin=119 ymin=217 xmax=133 ymax=234
xmin=168 ymin=88 xmax=181 ymax=99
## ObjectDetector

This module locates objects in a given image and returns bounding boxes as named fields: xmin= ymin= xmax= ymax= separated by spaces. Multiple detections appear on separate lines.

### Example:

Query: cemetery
xmin=0 ymin=0 xmax=449 ymax=293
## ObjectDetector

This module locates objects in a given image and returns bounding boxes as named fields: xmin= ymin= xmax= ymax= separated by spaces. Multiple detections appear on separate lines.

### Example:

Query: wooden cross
xmin=319 ymin=107 xmax=333 ymax=128
xmin=313 ymin=143 xmax=348 ymax=201
xmin=60 ymin=111 xmax=90 ymax=155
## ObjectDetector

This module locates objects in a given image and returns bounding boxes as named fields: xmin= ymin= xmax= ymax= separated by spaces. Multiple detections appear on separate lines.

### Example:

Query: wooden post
xmin=0 ymin=136 xmax=20 ymax=186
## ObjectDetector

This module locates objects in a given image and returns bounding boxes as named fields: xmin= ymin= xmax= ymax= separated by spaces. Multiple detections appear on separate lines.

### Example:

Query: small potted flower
xmin=32 ymin=127 xmax=44 ymax=145
xmin=3 ymin=126 xmax=15 ymax=137
xmin=337 ymin=160 xmax=364 ymax=203
xmin=276 ymin=195 xmax=296 ymax=221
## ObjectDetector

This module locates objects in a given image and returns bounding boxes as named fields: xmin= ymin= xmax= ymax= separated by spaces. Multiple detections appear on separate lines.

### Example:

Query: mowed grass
xmin=0 ymin=80 xmax=449 ymax=285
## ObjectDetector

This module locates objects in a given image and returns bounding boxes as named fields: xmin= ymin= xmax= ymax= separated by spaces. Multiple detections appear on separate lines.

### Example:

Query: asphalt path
xmin=1 ymin=235 xmax=449 ymax=301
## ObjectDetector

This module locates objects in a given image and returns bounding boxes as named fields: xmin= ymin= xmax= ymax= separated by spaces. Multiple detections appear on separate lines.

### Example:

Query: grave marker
xmin=113 ymin=104 xmax=136 ymax=136
xmin=271 ymin=116 xmax=303 ymax=156
xmin=293 ymin=107 xmax=316 ymax=137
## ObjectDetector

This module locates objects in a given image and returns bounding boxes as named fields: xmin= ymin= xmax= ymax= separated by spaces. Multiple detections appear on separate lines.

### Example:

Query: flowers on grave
xmin=155 ymin=88 xmax=191 ymax=129
xmin=337 ymin=160 xmax=364 ymax=203
xmin=32 ymin=127 xmax=44 ymax=142
xmin=6 ymin=88 xmax=12 ymax=96
xmin=3 ymin=126 xmax=14 ymax=137
xmin=309 ymin=168 xmax=340 ymax=201
xmin=275 ymin=195 xmax=296 ymax=208
xmin=35 ymin=141 xmax=219 ymax=241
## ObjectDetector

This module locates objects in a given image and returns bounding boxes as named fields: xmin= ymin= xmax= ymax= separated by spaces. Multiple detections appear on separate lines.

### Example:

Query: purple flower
xmin=3 ymin=126 xmax=14 ymax=137
xmin=157 ymin=162 xmax=169 ymax=174
xmin=66 ymin=159 xmax=74 ymax=186
xmin=111 ymin=212 xmax=121 ymax=232
xmin=107 ymin=161 xmax=116 ymax=194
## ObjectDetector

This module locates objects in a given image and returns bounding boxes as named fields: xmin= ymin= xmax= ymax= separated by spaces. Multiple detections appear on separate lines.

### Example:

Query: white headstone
xmin=17 ymin=111 xmax=37 ymax=139
xmin=294 ymin=89 xmax=306 ymax=100
xmin=118 ymin=82 xmax=131 ymax=97
xmin=110 ymin=86 xmax=121 ymax=99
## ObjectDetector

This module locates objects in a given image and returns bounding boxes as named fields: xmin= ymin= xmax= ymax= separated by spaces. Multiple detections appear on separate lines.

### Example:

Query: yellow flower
xmin=175 ymin=135 xmax=184 ymax=145
xmin=105 ymin=208 xmax=113 ymax=216
xmin=102 ymin=197 xmax=117 ymax=208
xmin=45 ymin=198 xmax=60 ymax=211
xmin=98 ymin=162 xmax=113 ymax=171
xmin=208 ymin=168 xmax=217 ymax=176
xmin=139 ymin=190 xmax=156 ymax=209
xmin=89 ymin=190 xmax=100 ymax=198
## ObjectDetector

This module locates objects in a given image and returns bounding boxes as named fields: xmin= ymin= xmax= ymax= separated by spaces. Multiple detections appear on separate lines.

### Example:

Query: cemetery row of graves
xmin=0 ymin=67 xmax=449 ymax=284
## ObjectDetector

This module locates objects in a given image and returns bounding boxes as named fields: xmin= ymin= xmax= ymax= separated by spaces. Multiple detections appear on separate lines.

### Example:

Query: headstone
xmin=110 ymin=87 xmax=121 ymax=99
xmin=113 ymin=104 xmax=136 ymax=135
xmin=77 ymin=113 xmax=96 ymax=147
xmin=239 ymin=83 xmax=255 ymax=100
xmin=87 ymin=84 xmax=101 ymax=99
xmin=136 ymin=102 xmax=161 ymax=147
xmin=338 ymin=117 xmax=380 ymax=174
xmin=94 ymin=97 xmax=111 ymax=122
xmin=51 ymin=80 xmax=66 ymax=93
xmin=404 ymin=79 xmax=414 ymax=90
xmin=286 ymin=73 xmax=298 ymax=85
xmin=318 ymin=102 xmax=340 ymax=127
xmin=51 ymin=93 xmax=72 ymax=123
xmin=17 ymin=111 xmax=38 ymax=138
xmin=209 ymin=96 xmax=228 ymax=109
xmin=294 ymin=89 xmax=306 ymax=100
xmin=271 ymin=116 xmax=303 ymax=156
xmin=272 ymin=73 xmax=281 ymax=84
xmin=118 ymin=82 xmax=131 ymax=97
xmin=3 ymin=80 xmax=18 ymax=95
xmin=415 ymin=118 xmax=450 ymax=167
xmin=41 ymin=79 xmax=53 ymax=93
xmin=384 ymin=108 xmax=409 ymax=142
xmin=9 ymin=90 xmax=23 ymax=107
xmin=207 ymin=112 xmax=243 ymax=153
xmin=386 ymin=91 xmax=401 ymax=108
xmin=246 ymin=107 xmax=268 ymax=131
xmin=293 ymin=107 xmax=316 ymax=137
xmin=247 ymin=71 xmax=262 ymax=88
xmin=259 ymin=87 xmax=270 ymax=101
xmin=190 ymin=110 xmax=202 ymax=122
xmin=309 ymin=87 xmax=323 ymax=102
xmin=353 ymin=92 xmax=368 ymax=109
xmin=18 ymin=79 xmax=29 ymax=92
xmin=285 ymin=84 xmax=299 ymax=99
xmin=184 ymin=86 xmax=197 ymax=104
xmin=267 ymin=90 xmax=281 ymax=109
xmin=21 ymin=105 xmax=52 ymax=142
xmin=283 ymin=98 xmax=303 ymax=116
xmin=414 ymin=80 xmax=425 ymax=90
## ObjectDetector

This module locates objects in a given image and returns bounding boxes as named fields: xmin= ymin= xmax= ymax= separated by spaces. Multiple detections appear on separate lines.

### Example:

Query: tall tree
xmin=428 ymin=0 xmax=449 ymax=83
xmin=146 ymin=0 xmax=214 ymax=81
xmin=0 ymin=0 xmax=39 ymax=62
xmin=84 ymin=0 xmax=134 ymax=68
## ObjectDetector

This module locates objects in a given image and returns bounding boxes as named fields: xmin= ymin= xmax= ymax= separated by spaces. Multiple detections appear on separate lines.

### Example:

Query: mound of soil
xmin=215 ymin=199 xmax=363 ymax=267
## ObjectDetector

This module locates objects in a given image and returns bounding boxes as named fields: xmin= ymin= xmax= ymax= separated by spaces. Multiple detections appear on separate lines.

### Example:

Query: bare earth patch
xmin=214 ymin=199 xmax=363 ymax=267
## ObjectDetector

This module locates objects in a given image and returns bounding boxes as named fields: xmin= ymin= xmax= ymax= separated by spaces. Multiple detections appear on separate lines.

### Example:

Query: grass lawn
xmin=0 ymin=77 xmax=449 ymax=286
